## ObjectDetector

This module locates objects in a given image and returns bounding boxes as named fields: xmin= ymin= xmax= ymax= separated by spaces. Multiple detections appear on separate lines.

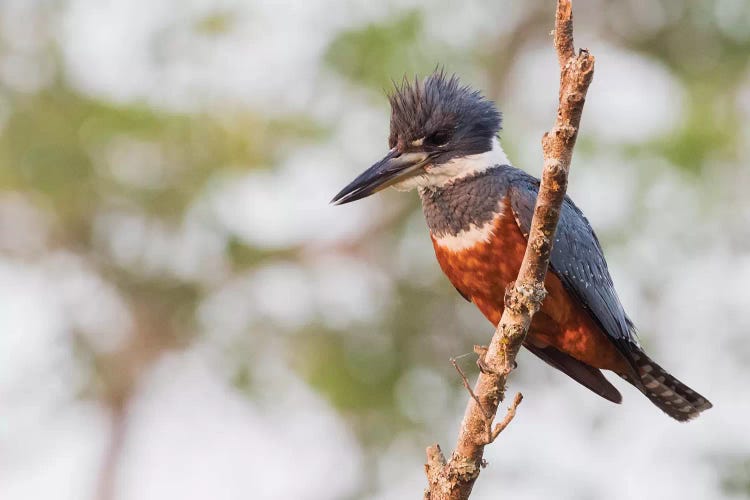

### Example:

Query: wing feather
xmin=505 ymin=167 xmax=639 ymax=351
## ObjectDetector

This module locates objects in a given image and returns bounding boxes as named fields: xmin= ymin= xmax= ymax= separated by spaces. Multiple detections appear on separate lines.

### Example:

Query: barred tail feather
xmin=622 ymin=349 xmax=712 ymax=422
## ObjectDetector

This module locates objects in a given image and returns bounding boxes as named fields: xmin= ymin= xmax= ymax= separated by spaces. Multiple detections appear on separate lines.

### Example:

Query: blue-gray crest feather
xmin=387 ymin=71 xmax=502 ymax=158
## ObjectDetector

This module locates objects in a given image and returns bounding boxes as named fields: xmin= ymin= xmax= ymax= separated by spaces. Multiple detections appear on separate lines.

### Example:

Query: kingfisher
xmin=332 ymin=71 xmax=712 ymax=421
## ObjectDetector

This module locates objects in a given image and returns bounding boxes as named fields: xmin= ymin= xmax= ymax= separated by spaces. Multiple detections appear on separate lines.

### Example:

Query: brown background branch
xmin=424 ymin=1 xmax=595 ymax=499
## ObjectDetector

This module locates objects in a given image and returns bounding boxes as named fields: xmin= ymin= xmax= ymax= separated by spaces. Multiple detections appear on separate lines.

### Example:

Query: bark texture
xmin=423 ymin=1 xmax=595 ymax=498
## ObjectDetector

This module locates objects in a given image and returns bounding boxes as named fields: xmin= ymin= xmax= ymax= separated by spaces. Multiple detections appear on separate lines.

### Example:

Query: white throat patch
xmin=392 ymin=137 xmax=509 ymax=192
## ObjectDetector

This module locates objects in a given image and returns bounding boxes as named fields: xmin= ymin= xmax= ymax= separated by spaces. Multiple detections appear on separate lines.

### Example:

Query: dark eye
xmin=425 ymin=130 xmax=451 ymax=147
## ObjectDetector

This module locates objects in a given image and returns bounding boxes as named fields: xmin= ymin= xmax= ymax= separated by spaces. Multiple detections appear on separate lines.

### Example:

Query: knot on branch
xmin=521 ymin=281 xmax=548 ymax=303
xmin=426 ymin=444 xmax=447 ymax=469
xmin=424 ymin=444 xmax=449 ymax=499
xmin=566 ymin=92 xmax=584 ymax=105
xmin=499 ymin=323 xmax=527 ymax=345
xmin=530 ymin=234 xmax=551 ymax=256
xmin=555 ymin=124 xmax=577 ymax=141
xmin=424 ymin=450 xmax=480 ymax=500
xmin=448 ymin=453 xmax=481 ymax=483
xmin=504 ymin=281 xmax=547 ymax=316
xmin=542 ymin=157 xmax=565 ymax=176
xmin=576 ymin=50 xmax=595 ymax=71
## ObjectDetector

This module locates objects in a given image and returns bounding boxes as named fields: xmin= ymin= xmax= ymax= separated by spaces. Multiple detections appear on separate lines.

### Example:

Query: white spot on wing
xmin=644 ymin=379 xmax=660 ymax=389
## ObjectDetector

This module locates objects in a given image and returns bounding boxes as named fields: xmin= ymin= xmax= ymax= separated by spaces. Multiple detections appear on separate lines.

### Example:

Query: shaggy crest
xmin=387 ymin=71 xmax=502 ymax=154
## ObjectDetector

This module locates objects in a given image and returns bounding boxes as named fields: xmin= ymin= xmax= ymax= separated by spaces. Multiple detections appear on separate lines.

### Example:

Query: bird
xmin=331 ymin=71 xmax=712 ymax=421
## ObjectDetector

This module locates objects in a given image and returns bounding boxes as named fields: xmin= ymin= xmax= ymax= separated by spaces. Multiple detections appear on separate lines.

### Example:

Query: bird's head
xmin=332 ymin=71 xmax=504 ymax=205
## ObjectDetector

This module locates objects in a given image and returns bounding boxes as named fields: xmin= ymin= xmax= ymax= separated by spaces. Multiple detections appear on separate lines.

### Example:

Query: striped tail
xmin=621 ymin=349 xmax=712 ymax=422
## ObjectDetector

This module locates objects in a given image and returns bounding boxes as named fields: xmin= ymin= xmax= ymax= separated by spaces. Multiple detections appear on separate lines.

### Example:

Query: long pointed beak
xmin=331 ymin=149 xmax=430 ymax=205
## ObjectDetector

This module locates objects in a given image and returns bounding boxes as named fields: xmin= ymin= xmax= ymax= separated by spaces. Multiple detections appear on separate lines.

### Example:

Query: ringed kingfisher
xmin=332 ymin=71 xmax=712 ymax=421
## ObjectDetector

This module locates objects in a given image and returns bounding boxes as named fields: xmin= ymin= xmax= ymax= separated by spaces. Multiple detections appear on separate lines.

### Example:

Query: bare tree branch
xmin=423 ymin=1 xmax=595 ymax=498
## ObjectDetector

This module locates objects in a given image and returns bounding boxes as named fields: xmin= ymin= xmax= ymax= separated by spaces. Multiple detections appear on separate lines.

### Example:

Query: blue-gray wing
xmin=505 ymin=166 xmax=639 ymax=348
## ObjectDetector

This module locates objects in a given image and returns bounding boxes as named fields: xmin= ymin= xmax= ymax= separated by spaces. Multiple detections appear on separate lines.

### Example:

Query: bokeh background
xmin=1 ymin=0 xmax=749 ymax=499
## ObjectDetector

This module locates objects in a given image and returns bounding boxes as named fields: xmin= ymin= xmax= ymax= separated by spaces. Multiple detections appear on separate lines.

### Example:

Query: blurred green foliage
xmin=326 ymin=10 xmax=442 ymax=91
xmin=2 ymin=1 xmax=749 ymax=497
xmin=0 ymin=83 xmax=324 ymax=232
xmin=194 ymin=11 xmax=235 ymax=36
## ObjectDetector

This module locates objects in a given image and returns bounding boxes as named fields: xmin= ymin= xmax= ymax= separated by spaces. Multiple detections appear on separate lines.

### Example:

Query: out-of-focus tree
xmin=1 ymin=1 xmax=749 ymax=499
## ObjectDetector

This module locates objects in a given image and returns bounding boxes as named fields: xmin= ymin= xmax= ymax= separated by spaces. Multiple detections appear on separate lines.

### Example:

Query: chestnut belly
xmin=431 ymin=205 xmax=628 ymax=374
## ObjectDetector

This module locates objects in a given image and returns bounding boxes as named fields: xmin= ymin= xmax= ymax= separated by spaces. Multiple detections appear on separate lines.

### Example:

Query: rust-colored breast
xmin=431 ymin=198 xmax=628 ymax=373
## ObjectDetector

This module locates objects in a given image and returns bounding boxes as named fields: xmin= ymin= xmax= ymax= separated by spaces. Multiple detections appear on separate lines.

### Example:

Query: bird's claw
xmin=474 ymin=345 xmax=495 ymax=375
xmin=474 ymin=345 xmax=517 ymax=375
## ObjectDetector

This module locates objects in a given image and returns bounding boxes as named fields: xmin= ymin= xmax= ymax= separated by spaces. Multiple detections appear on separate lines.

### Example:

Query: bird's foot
xmin=474 ymin=345 xmax=517 ymax=375
xmin=474 ymin=345 xmax=495 ymax=375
